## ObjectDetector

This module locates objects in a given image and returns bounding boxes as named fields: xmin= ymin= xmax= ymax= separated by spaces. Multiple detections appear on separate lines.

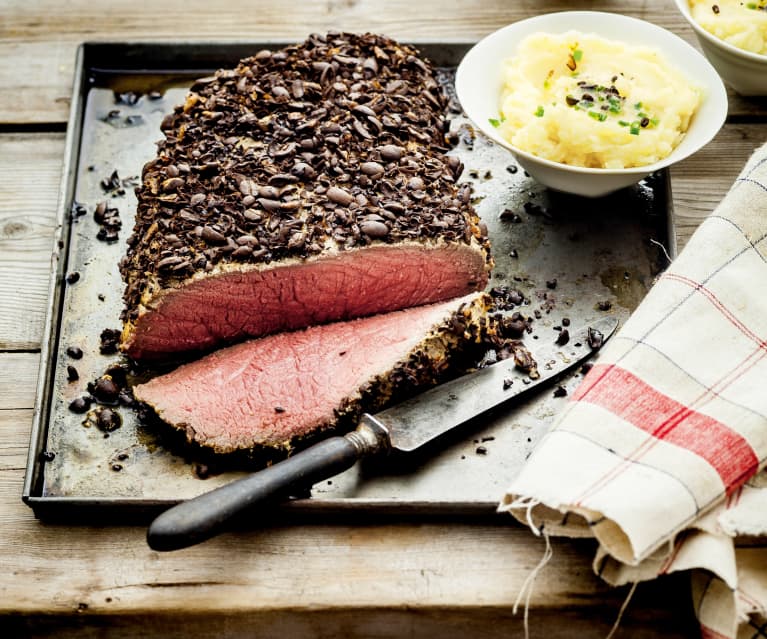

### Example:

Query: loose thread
xmin=650 ymin=238 xmax=672 ymax=264
xmin=513 ymin=528 xmax=553 ymax=639
xmin=605 ymin=580 xmax=639 ymax=639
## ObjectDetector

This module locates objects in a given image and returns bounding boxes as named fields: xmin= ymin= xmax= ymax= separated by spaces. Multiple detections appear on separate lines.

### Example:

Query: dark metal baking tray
xmin=23 ymin=42 xmax=675 ymax=521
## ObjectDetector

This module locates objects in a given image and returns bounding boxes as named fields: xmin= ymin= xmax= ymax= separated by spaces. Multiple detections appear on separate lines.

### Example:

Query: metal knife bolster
xmin=345 ymin=415 xmax=391 ymax=456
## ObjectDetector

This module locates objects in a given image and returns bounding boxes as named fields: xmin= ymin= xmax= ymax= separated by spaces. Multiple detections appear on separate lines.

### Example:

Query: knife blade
xmin=147 ymin=316 xmax=618 ymax=551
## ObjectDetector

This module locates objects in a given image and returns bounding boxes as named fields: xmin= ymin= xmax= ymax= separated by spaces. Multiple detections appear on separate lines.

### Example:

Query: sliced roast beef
xmin=133 ymin=293 xmax=494 ymax=453
xmin=120 ymin=32 xmax=491 ymax=361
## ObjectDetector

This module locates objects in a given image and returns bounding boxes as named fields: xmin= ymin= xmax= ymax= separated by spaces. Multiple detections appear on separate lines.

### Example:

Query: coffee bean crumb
xmin=66 ymin=365 xmax=79 ymax=382
xmin=66 ymin=346 xmax=83 ymax=359
xmin=475 ymin=446 xmax=488 ymax=455
xmin=275 ymin=406 xmax=286 ymax=413
xmin=553 ymin=385 xmax=568 ymax=398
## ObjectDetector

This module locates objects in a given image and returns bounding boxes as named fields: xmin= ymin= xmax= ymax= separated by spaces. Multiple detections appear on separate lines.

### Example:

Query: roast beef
xmin=133 ymin=293 xmax=494 ymax=453
xmin=120 ymin=32 xmax=491 ymax=361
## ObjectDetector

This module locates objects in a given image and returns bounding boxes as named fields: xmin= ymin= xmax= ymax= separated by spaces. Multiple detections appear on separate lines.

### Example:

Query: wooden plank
xmin=2 ymin=0 xmax=763 ymax=124
xmin=0 ymin=133 xmax=63 ymax=350
xmin=0 ymin=353 xmax=39 ymax=410
xmin=670 ymin=123 xmax=765 ymax=251
xmin=0 ymin=406 xmax=694 ymax=637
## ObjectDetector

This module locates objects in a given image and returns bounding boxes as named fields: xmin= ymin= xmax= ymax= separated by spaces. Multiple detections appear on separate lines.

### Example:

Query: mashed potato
xmin=689 ymin=0 xmax=767 ymax=55
xmin=496 ymin=31 xmax=701 ymax=169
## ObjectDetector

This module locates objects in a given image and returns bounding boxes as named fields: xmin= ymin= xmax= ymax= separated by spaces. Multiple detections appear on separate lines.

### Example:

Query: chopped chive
xmin=747 ymin=2 xmax=757 ymax=8
xmin=637 ymin=111 xmax=648 ymax=119
xmin=572 ymin=49 xmax=583 ymax=62
xmin=588 ymin=111 xmax=607 ymax=122
xmin=534 ymin=105 xmax=544 ymax=117
xmin=618 ymin=120 xmax=630 ymax=127
xmin=634 ymin=101 xmax=643 ymax=110
xmin=488 ymin=115 xmax=505 ymax=127
xmin=630 ymin=121 xmax=641 ymax=135
xmin=650 ymin=117 xmax=660 ymax=126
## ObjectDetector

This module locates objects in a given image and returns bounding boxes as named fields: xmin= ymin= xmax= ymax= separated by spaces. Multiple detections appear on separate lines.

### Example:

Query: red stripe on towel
xmin=572 ymin=364 xmax=758 ymax=495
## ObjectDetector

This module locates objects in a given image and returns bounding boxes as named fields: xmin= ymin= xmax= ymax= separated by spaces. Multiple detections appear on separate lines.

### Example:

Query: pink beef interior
xmin=125 ymin=243 xmax=487 ymax=360
xmin=133 ymin=295 xmax=476 ymax=451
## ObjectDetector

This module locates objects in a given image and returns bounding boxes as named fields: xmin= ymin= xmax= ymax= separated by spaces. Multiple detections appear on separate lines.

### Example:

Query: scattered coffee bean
xmin=475 ymin=446 xmax=488 ymax=455
xmin=89 ymin=375 xmax=120 ymax=404
xmin=546 ymin=278 xmax=557 ymax=290
xmin=39 ymin=450 xmax=56 ymax=462
xmin=66 ymin=346 xmax=83 ymax=360
xmin=556 ymin=329 xmax=570 ymax=346
xmin=553 ymin=385 xmax=568 ymax=398
xmin=69 ymin=396 xmax=92 ymax=413
xmin=66 ymin=271 xmax=80 ymax=284
xmin=588 ymin=327 xmax=605 ymax=350
xmin=95 ymin=407 xmax=122 ymax=432
xmin=99 ymin=328 xmax=121 ymax=355
xmin=274 ymin=406 xmax=286 ymax=413
xmin=597 ymin=300 xmax=613 ymax=311
xmin=66 ymin=365 xmax=79 ymax=382
xmin=581 ymin=362 xmax=594 ymax=374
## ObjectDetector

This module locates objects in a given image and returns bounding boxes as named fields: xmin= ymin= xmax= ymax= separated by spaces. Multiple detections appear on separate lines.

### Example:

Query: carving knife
xmin=147 ymin=316 xmax=618 ymax=551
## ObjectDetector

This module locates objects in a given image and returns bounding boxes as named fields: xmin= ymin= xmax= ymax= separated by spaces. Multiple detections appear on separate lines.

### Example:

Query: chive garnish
xmin=488 ymin=115 xmax=505 ymax=128
xmin=534 ymin=105 xmax=544 ymax=117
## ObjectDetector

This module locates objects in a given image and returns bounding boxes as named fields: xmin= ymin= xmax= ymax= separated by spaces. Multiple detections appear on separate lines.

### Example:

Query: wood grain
xmin=0 ymin=133 xmax=63 ymax=350
xmin=0 ymin=0 xmax=762 ymax=124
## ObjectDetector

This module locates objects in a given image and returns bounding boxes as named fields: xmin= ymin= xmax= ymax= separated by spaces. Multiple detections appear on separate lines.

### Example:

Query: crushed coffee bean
xmin=66 ymin=346 xmax=83 ymax=360
xmin=597 ymin=300 xmax=613 ymax=311
xmin=581 ymin=362 xmax=594 ymax=374
xmin=99 ymin=328 xmax=121 ymax=355
xmin=95 ymin=407 xmax=122 ymax=432
xmin=114 ymin=91 xmax=141 ymax=105
xmin=88 ymin=375 xmax=120 ymax=404
xmin=66 ymin=365 xmax=79 ymax=382
xmin=39 ymin=450 xmax=56 ymax=462
xmin=66 ymin=271 xmax=80 ymax=284
xmin=556 ymin=329 xmax=570 ymax=346
xmin=562 ymin=317 xmax=570 ymax=327
xmin=546 ymin=278 xmax=557 ymax=290
xmin=475 ymin=446 xmax=488 ymax=455
xmin=588 ymin=327 xmax=605 ymax=350
xmin=503 ymin=378 xmax=513 ymax=390
xmin=69 ymin=396 xmax=92 ymax=413
xmin=93 ymin=201 xmax=121 ymax=242
xmin=553 ymin=385 xmax=567 ymax=398
xmin=274 ymin=406 xmax=286 ymax=413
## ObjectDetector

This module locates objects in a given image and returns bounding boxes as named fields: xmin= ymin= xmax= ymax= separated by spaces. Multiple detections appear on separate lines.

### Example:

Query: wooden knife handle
xmin=147 ymin=417 xmax=389 ymax=551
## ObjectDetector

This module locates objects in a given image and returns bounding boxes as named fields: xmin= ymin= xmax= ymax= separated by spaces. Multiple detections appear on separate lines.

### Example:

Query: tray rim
xmin=21 ymin=40 xmax=677 ymax=521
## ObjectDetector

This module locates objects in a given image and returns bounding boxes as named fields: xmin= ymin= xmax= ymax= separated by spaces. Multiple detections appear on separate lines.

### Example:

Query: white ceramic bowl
xmin=455 ymin=11 xmax=728 ymax=197
xmin=673 ymin=0 xmax=767 ymax=95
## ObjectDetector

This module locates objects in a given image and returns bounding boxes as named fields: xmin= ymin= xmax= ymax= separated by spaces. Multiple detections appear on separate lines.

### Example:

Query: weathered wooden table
xmin=2 ymin=1 xmax=765 ymax=637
